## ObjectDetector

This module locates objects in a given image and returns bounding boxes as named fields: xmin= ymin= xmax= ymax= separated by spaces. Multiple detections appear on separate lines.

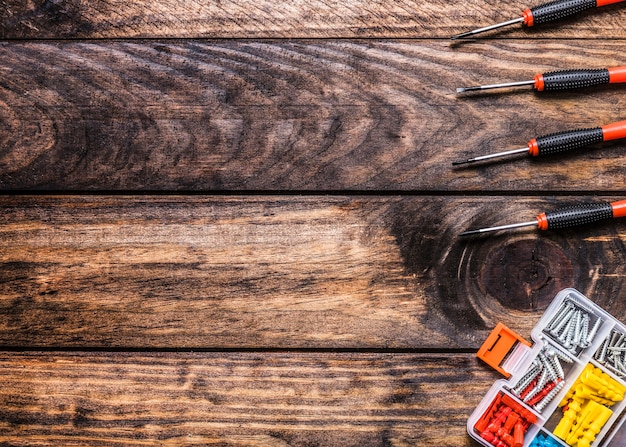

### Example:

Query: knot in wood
xmin=479 ymin=239 xmax=574 ymax=311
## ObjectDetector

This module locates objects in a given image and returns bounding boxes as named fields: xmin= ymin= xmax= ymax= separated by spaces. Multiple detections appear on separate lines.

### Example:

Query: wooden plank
xmin=1 ymin=0 xmax=625 ymax=38
xmin=1 ymin=40 xmax=625 ymax=192
xmin=1 ymin=195 xmax=625 ymax=349
xmin=0 ymin=351 xmax=493 ymax=446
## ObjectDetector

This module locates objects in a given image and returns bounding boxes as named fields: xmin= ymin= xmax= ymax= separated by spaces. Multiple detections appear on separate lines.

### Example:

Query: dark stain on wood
xmin=480 ymin=238 xmax=574 ymax=311
xmin=389 ymin=200 xmax=488 ymax=333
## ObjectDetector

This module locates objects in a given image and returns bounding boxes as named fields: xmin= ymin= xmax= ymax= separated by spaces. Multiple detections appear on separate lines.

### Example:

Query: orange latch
xmin=477 ymin=323 xmax=531 ymax=378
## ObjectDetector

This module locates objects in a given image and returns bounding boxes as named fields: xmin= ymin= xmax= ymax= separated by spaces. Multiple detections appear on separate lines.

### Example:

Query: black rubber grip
xmin=542 ymin=68 xmax=610 ymax=91
xmin=536 ymin=127 xmax=604 ymax=155
xmin=545 ymin=202 xmax=613 ymax=229
xmin=530 ymin=0 xmax=597 ymax=25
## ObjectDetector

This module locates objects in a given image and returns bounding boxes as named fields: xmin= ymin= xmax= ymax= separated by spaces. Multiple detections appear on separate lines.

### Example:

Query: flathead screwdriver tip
xmin=451 ymin=17 xmax=525 ymax=40
xmin=450 ymin=31 xmax=475 ymax=40
xmin=451 ymin=158 xmax=476 ymax=166
xmin=459 ymin=229 xmax=483 ymax=237
xmin=459 ymin=220 xmax=539 ymax=237
xmin=456 ymin=80 xmax=536 ymax=93
xmin=452 ymin=147 xmax=529 ymax=166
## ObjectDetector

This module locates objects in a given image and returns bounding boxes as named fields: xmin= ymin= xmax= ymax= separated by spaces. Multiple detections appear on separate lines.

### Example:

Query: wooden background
xmin=1 ymin=0 xmax=626 ymax=445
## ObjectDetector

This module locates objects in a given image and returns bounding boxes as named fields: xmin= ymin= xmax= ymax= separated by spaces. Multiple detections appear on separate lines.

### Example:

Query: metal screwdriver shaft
xmin=460 ymin=221 xmax=539 ymax=237
xmin=452 ymin=119 xmax=626 ymax=166
xmin=460 ymin=199 xmax=626 ymax=237
xmin=451 ymin=18 xmax=524 ymax=40
xmin=451 ymin=0 xmax=625 ymax=40
xmin=457 ymin=80 xmax=535 ymax=93
xmin=453 ymin=147 xmax=529 ymax=165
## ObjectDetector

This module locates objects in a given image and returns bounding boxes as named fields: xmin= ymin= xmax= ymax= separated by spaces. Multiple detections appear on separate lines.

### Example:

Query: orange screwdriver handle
xmin=609 ymin=66 xmax=626 ymax=83
xmin=533 ymin=66 xmax=626 ymax=91
xmin=602 ymin=119 xmax=626 ymax=141
xmin=522 ymin=0 xmax=624 ymax=26
xmin=612 ymin=199 xmax=626 ymax=218
xmin=528 ymin=127 xmax=603 ymax=156
xmin=526 ymin=119 xmax=626 ymax=156
xmin=536 ymin=200 xmax=626 ymax=230
xmin=597 ymin=0 xmax=624 ymax=5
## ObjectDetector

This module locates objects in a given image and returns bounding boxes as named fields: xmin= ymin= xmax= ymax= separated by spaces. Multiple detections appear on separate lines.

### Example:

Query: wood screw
xmin=595 ymin=328 xmax=626 ymax=377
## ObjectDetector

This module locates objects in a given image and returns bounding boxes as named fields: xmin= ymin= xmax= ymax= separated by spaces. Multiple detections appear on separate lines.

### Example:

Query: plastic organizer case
xmin=467 ymin=288 xmax=626 ymax=447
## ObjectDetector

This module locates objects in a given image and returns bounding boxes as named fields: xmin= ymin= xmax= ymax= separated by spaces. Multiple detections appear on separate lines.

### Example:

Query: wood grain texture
xmin=3 ymin=0 xmax=626 ymax=444
xmin=1 ymin=0 xmax=625 ymax=38
xmin=0 ymin=351 xmax=493 ymax=446
xmin=1 ymin=40 xmax=625 ymax=192
xmin=1 ymin=195 xmax=625 ymax=349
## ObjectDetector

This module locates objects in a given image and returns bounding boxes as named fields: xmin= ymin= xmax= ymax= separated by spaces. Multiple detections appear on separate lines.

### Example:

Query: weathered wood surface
xmin=0 ymin=352 xmax=487 ymax=446
xmin=2 ymin=0 xmax=626 ymax=445
xmin=1 ymin=40 xmax=625 ymax=192
xmin=1 ymin=0 xmax=625 ymax=38
xmin=1 ymin=195 xmax=625 ymax=349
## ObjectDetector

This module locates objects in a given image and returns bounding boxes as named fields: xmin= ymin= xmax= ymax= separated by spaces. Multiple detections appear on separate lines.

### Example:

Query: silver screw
xmin=548 ymin=301 xmax=573 ymax=331
xmin=558 ymin=317 xmax=575 ymax=347
xmin=546 ymin=341 xmax=574 ymax=364
xmin=523 ymin=367 xmax=549 ymax=403
xmin=597 ymin=337 xmax=610 ymax=363
xmin=551 ymin=307 xmax=575 ymax=336
xmin=586 ymin=317 xmax=602 ymax=345
xmin=544 ymin=349 xmax=565 ymax=379
xmin=594 ymin=329 xmax=626 ymax=378
xmin=512 ymin=360 xmax=541 ymax=395
xmin=573 ymin=311 xmax=583 ymax=346
xmin=535 ymin=380 xmax=565 ymax=412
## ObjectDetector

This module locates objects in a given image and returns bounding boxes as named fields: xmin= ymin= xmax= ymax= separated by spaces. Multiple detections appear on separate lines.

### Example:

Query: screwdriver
xmin=452 ymin=119 xmax=626 ymax=165
xmin=451 ymin=0 xmax=625 ymax=40
xmin=460 ymin=199 xmax=626 ymax=237
xmin=457 ymin=66 xmax=626 ymax=93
